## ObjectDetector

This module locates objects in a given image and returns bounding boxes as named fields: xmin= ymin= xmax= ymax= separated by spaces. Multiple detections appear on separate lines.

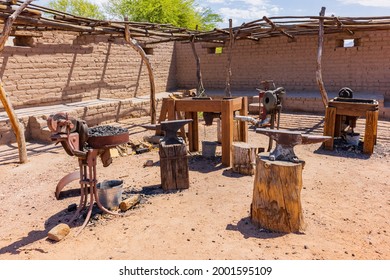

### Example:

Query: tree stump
xmin=159 ymin=141 xmax=189 ymax=191
xmin=251 ymin=154 xmax=305 ymax=233
xmin=232 ymin=142 xmax=264 ymax=175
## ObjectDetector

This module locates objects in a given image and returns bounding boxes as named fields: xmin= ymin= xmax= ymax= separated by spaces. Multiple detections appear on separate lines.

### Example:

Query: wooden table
xmin=323 ymin=97 xmax=379 ymax=154
xmin=159 ymin=97 xmax=248 ymax=166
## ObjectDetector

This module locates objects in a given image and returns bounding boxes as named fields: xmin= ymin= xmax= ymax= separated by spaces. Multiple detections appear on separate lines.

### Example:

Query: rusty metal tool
xmin=47 ymin=112 xmax=129 ymax=236
xmin=143 ymin=119 xmax=193 ymax=145
xmin=256 ymin=128 xmax=331 ymax=162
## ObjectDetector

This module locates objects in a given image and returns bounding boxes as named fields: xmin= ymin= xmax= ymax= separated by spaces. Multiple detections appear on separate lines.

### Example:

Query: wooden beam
xmin=0 ymin=0 xmax=32 ymax=163
xmin=315 ymin=7 xmax=329 ymax=108
xmin=263 ymin=16 xmax=295 ymax=39
xmin=224 ymin=19 xmax=233 ymax=98
xmin=190 ymin=35 xmax=206 ymax=97
xmin=124 ymin=17 xmax=157 ymax=124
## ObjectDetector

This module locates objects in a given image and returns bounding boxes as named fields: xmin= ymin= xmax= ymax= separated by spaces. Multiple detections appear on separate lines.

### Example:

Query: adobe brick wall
xmin=175 ymin=30 xmax=390 ymax=103
xmin=0 ymin=31 xmax=176 ymax=109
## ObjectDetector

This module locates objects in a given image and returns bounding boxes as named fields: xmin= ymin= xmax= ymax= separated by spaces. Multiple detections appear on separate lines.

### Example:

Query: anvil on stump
xmin=251 ymin=128 xmax=330 ymax=233
xmin=256 ymin=128 xmax=331 ymax=163
xmin=144 ymin=119 xmax=193 ymax=192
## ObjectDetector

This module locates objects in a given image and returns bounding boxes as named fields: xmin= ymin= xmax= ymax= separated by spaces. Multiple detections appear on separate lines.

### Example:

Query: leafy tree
xmin=105 ymin=0 xmax=222 ymax=30
xmin=48 ymin=0 xmax=105 ymax=20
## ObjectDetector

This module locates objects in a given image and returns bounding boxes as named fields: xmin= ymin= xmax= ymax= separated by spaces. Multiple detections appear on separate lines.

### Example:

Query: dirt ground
xmin=0 ymin=112 xmax=389 ymax=260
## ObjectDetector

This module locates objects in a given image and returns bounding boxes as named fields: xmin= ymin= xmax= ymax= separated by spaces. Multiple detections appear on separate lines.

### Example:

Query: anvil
xmin=142 ymin=119 xmax=193 ymax=145
xmin=256 ymin=128 xmax=331 ymax=162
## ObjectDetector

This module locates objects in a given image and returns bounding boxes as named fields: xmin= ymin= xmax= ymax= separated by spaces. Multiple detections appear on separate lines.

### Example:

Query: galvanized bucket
xmin=202 ymin=141 xmax=217 ymax=158
xmin=97 ymin=180 xmax=123 ymax=210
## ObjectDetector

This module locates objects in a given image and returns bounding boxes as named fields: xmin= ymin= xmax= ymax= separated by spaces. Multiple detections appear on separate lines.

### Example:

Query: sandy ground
xmin=0 ymin=112 xmax=389 ymax=260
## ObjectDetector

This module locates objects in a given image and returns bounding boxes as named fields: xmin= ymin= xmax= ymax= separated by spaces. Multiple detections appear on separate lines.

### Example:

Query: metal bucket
xmin=97 ymin=180 xmax=123 ymax=210
xmin=346 ymin=133 xmax=360 ymax=146
xmin=202 ymin=141 xmax=217 ymax=158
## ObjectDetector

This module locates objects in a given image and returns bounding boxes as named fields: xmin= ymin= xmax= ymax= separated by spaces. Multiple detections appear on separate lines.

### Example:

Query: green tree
xmin=48 ymin=0 xmax=105 ymax=20
xmin=105 ymin=0 xmax=222 ymax=30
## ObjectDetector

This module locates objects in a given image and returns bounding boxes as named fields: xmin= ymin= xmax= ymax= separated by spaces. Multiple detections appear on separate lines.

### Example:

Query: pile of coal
xmin=88 ymin=125 xmax=128 ymax=137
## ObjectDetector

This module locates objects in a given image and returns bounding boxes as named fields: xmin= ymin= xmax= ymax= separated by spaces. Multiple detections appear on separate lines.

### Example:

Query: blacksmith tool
xmin=47 ymin=112 xmax=129 ymax=236
xmin=142 ymin=119 xmax=193 ymax=145
xmin=256 ymin=128 xmax=331 ymax=162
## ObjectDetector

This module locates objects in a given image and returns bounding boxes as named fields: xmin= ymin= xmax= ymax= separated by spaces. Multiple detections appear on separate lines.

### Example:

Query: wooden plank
xmin=363 ymin=110 xmax=378 ymax=154
xmin=175 ymin=99 xmax=222 ymax=112
xmin=323 ymin=106 xmax=336 ymax=150
xmin=221 ymin=99 xmax=233 ymax=166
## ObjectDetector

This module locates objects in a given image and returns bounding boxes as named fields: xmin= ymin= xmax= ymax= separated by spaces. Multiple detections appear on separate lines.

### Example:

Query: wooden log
xmin=159 ymin=141 xmax=189 ymax=191
xmin=232 ymin=142 xmax=264 ymax=175
xmin=47 ymin=223 xmax=70 ymax=242
xmin=251 ymin=154 xmax=305 ymax=233
xmin=119 ymin=194 xmax=141 ymax=211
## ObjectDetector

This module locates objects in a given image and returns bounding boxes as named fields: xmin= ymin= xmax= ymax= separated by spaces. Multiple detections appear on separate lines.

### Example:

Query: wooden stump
xmin=251 ymin=154 xmax=305 ymax=233
xmin=159 ymin=141 xmax=189 ymax=191
xmin=232 ymin=142 xmax=264 ymax=175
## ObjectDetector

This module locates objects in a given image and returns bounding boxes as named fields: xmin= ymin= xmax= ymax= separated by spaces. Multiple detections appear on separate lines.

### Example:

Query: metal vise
xmin=256 ymin=128 xmax=331 ymax=162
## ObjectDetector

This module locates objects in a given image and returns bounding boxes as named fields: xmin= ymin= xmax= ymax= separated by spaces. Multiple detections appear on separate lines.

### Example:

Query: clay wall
xmin=0 ymin=31 xmax=176 ymax=109
xmin=175 ymin=30 xmax=390 ymax=101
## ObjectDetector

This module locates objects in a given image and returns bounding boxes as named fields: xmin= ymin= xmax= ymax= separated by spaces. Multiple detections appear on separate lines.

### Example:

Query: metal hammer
xmin=256 ymin=128 xmax=331 ymax=162
xmin=142 ymin=119 xmax=193 ymax=145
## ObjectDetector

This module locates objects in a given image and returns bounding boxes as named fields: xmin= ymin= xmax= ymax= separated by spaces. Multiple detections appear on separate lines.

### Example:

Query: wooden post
xmin=221 ymin=99 xmax=233 ymax=166
xmin=251 ymin=154 xmax=305 ymax=233
xmin=124 ymin=17 xmax=157 ymax=124
xmin=363 ymin=110 xmax=378 ymax=154
xmin=0 ymin=0 xmax=33 ymax=164
xmin=159 ymin=141 xmax=189 ymax=191
xmin=316 ymin=7 xmax=329 ymax=108
xmin=224 ymin=19 xmax=234 ymax=98
xmin=190 ymin=35 xmax=205 ymax=97
xmin=323 ymin=106 xmax=336 ymax=150
xmin=232 ymin=142 xmax=264 ymax=175
xmin=239 ymin=97 xmax=248 ymax=142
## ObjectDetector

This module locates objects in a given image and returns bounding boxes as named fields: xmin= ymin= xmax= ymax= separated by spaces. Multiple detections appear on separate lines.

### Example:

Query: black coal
xmin=88 ymin=125 xmax=128 ymax=137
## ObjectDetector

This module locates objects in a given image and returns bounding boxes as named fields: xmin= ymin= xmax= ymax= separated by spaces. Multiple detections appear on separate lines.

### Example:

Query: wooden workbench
xmin=323 ymin=97 xmax=379 ymax=154
xmin=160 ymin=97 xmax=248 ymax=166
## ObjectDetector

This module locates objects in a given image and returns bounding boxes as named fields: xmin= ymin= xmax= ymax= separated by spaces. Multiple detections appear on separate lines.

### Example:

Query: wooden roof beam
xmin=263 ymin=16 xmax=294 ymax=39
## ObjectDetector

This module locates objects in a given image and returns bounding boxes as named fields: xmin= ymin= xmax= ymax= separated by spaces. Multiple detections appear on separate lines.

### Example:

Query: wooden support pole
xmin=239 ymin=96 xmax=248 ymax=142
xmin=251 ymin=155 xmax=305 ymax=233
xmin=323 ymin=106 xmax=336 ymax=150
xmin=190 ymin=35 xmax=205 ymax=97
xmin=0 ymin=83 xmax=27 ymax=163
xmin=221 ymin=99 xmax=233 ymax=167
xmin=0 ymin=0 xmax=33 ymax=164
xmin=363 ymin=110 xmax=378 ymax=154
xmin=224 ymin=19 xmax=233 ymax=98
xmin=124 ymin=17 xmax=157 ymax=124
xmin=316 ymin=7 xmax=329 ymax=108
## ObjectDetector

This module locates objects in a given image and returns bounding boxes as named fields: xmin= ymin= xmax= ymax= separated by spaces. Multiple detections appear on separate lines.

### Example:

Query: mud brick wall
xmin=0 ymin=31 xmax=176 ymax=109
xmin=175 ymin=30 xmax=390 ymax=103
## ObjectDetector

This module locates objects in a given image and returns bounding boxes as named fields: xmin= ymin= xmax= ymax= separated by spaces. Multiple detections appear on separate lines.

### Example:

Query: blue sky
xmin=36 ymin=0 xmax=390 ymax=28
